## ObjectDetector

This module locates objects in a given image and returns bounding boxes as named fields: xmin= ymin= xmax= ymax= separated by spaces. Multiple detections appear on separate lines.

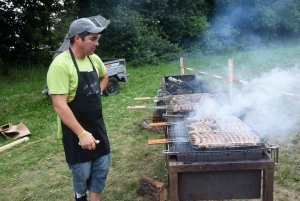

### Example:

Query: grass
xmin=0 ymin=43 xmax=300 ymax=200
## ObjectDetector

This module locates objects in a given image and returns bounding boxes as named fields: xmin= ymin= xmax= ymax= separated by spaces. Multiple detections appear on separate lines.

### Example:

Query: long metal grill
xmin=163 ymin=114 xmax=271 ymax=162
xmin=156 ymin=74 xmax=277 ymax=201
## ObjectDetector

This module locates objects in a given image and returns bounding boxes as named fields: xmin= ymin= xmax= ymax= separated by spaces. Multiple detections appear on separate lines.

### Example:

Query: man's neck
xmin=69 ymin=47 xmax=86 ymax=59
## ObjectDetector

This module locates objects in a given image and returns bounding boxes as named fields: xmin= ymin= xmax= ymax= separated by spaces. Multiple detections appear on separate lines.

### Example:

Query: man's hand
xmin=79 ymin=131 xmax=99 ymax=150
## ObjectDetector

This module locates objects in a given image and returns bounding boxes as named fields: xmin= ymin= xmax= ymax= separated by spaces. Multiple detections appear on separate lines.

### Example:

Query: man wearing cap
xmin=47 ymin=18 xmax=110 ymax=201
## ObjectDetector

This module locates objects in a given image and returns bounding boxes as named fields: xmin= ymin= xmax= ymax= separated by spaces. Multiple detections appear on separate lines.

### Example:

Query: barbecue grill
xmin=150 ymin=74 xmax=278 ymax=201
xmin=126 ymin=74 xmax=278 ymax=200
xmin=161 ymin=115 xmax=277 ymax=201
xmin=163 ymin=115 xmax=277 ymax=162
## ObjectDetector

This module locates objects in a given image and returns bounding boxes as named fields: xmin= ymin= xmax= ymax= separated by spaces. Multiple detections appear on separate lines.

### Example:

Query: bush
xmin=96 ymin=6 xmax=181 ymax=67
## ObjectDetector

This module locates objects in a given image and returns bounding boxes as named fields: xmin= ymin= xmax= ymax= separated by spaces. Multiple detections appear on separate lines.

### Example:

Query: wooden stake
xmin=180 ymin=57 xmax=184 ymax=75
xmin=228 ymin=58 xmax=233 ymax=104
xmin=0 ymin=137 xmax=29 ymax=152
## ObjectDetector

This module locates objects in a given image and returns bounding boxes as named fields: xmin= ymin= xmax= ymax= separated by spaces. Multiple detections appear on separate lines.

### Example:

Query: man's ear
xmin=74 ymin=35 xmax=81 ymax=42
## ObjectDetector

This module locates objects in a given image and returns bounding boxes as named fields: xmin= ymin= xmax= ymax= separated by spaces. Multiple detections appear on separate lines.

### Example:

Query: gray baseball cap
xmin=68 ymin=18 xmax=106 ymax=38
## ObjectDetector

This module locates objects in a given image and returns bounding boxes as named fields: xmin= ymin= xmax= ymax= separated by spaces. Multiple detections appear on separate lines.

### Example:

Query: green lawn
xmin=0 ymin=44 xmax=300 ymax=200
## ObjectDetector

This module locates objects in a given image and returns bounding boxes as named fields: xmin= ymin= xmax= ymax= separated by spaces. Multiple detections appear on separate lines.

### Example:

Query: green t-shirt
xmin=47 ymin=51 xmax=107 ymax=139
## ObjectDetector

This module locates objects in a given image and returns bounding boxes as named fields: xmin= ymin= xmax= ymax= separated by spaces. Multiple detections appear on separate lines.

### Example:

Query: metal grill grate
xmin=163 ymin=116 xmax=268 ymax=162
xmin=160 ymin=75 xmax=213 ymax=96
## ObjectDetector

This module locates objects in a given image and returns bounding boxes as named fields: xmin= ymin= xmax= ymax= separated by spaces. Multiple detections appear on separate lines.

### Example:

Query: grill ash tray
xmin=165 ymin=143 xmax=265 ymax=162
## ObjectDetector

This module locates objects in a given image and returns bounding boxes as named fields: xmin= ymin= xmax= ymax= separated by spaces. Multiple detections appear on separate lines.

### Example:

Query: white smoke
xmin=238 ymin=66 xmax=300 ymax=136
xmin=193 ymin=65 xmax=300 ymax=137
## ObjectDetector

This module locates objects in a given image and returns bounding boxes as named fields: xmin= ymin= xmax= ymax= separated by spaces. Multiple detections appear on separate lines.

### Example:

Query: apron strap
xmin=69 ymin=47 xmax=96 ymax=72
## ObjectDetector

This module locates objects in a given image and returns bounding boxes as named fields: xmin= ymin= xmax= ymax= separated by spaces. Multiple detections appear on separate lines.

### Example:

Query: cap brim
xmin=88 ymin=27 xmax=106 ymax=35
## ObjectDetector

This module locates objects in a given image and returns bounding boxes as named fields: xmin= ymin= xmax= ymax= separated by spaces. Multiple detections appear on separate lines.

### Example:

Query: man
xmin=47 ymin=18 xmax=110 ymax=201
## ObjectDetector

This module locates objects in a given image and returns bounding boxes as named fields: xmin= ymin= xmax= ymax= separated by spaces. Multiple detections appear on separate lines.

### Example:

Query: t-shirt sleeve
xmin=47 ymin=59 xmax=70 ymax=95
xmin=91 ymin=54 xmax=107 ymax=78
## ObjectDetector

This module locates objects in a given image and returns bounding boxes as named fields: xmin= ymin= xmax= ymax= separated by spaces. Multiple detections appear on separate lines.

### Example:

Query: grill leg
xmin=262 ymin=167 xmax=274 ymax=201
xmin=169 ymin=172 xmax=179 ymax=201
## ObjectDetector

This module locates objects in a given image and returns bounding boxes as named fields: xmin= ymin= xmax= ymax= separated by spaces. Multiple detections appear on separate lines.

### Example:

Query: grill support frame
xmin=167 ymin=151 xmax=275 ymax=201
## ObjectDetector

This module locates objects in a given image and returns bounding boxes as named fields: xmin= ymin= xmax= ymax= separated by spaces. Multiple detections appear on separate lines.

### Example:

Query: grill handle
xmin=134 ymin=97 xmax=152 ymax=100
xmin=149 ymin=122 xmax=170 ymax=127
xmin=126 ymin=105 xmax=167 ymax=110
xmin=126 ymin=106 xmax=147 ymax=109
xmin=269 ymin=145 xmax=279 ymax=164
xmin=149 ymin=121 xmax=183 ymax=127
xmin=148 ymin=138 xmax=189 ymax=145
xmin=148 ymin=139 xmax=170 ymax=145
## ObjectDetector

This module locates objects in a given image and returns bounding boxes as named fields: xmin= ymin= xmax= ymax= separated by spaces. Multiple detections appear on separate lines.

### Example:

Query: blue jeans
xmin=68 ymin=154 xmax=110 ymax=194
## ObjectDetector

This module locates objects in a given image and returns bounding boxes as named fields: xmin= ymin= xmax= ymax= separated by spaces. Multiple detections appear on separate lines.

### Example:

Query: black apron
xmin=61 ymin=48 xmax=110 ymax=165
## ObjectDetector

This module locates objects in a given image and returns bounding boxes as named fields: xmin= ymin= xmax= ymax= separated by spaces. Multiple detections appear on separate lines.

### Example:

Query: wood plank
xmin=0 ymin=137 xmax=29 ymax=152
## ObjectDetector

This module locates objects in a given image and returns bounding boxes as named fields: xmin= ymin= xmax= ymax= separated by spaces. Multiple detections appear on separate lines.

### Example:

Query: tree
xmin=2 ymin=0 xmax=300 ymax=72
xmin=76 ymin=0 xmax=181 ymax=66
xmin=201 ymin=0 xmax=300 ymax=53
xmin=0 ymin=0 xmax=76 ymax=75
xmin=53 ymin=0 xmax=211 ymax=64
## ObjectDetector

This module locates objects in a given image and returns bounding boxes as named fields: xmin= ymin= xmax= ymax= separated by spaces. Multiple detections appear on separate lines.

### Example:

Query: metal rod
xmin=228 ymin=58 xmax=233 ymax=105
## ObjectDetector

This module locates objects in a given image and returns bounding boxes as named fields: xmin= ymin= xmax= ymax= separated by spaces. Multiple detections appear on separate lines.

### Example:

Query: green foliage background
xmin=2 ymin=0 xmax=300 ymax=72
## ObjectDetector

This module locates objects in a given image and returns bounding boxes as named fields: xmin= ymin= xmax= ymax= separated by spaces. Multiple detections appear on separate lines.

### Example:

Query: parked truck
xmin=44 ymin=15 xmax=129 ymax=96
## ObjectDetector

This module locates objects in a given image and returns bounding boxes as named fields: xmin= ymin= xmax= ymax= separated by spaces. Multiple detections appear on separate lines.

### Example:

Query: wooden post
xmin=228 ymin=58 xmax=233 ymax=104
xmin=180 ymin=57 xmax=184 ymax=75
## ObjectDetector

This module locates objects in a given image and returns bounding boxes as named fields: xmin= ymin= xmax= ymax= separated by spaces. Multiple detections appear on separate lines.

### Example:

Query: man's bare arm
xmin=100 ymin=72 xmax=109 ymax=92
